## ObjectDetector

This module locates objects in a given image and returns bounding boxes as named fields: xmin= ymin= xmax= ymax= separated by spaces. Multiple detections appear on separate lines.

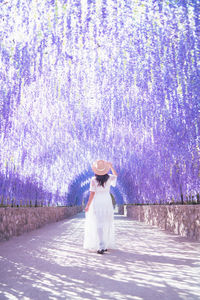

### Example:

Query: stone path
xmin=0 ymin=212 xmax=200 ymax=300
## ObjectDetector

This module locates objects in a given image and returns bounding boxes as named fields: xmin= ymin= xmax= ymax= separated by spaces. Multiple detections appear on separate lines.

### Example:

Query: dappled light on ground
xmin=0 ymin=212 xmax=200 ymax=300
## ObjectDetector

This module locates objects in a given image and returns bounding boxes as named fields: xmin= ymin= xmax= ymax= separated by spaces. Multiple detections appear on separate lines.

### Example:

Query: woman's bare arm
xmin=85 ymin=191 xmax=95 ymax=212
xmin=109 ymin=162 xmax=117 ymax=176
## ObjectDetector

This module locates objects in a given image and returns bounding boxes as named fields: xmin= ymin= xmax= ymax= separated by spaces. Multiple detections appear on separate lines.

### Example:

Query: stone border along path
xmin=0 ymin=212 xmax=200 ymax=300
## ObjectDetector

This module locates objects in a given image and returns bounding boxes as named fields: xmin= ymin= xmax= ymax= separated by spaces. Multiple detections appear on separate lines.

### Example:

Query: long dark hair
xmin=95 ymin=174 xmax=110 ymax=187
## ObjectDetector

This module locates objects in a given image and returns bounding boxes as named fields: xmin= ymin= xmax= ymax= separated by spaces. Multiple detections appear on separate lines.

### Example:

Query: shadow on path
xmin=0 ymin=212 xmax=200 ymax=300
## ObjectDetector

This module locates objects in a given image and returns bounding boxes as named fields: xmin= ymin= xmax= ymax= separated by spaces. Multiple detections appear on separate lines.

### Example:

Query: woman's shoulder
xmin=90 ymin=176 xmax=97 ymax=184
xmin=109 ymin=174 xmax=117 ymax=179
xmin=108 ymin=174 xmax=117 ymax=186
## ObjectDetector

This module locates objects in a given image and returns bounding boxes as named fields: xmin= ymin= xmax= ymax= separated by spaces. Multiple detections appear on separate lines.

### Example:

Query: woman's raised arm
xmin=108 ymin=162 xmax=117 ymax=176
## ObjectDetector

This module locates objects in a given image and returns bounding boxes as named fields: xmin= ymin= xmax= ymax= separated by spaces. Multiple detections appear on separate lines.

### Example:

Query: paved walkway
xmin=0 ymin=212 xmax=200 ymax=300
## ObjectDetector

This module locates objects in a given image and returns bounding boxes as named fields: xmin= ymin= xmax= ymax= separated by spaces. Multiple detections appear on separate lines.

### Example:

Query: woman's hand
xmin=85 ymin=206 xmax=89 ymax=212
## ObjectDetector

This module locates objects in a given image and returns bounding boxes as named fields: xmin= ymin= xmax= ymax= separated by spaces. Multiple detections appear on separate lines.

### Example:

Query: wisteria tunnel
xmin=0 ymin=0 xmax=200 ymax=207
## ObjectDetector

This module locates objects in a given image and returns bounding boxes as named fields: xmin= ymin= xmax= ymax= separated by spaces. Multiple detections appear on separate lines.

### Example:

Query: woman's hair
xmin=95 ymin=174 xmax=110 ymax=187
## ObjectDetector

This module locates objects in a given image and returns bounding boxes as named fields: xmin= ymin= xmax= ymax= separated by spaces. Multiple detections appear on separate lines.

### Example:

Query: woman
xmin=83 ymin=160 xmax=118 ymax=254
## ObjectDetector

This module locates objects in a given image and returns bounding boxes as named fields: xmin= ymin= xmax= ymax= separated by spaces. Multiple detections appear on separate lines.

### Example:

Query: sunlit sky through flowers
xmin=0 ymin=0 xmax=200 ymax=206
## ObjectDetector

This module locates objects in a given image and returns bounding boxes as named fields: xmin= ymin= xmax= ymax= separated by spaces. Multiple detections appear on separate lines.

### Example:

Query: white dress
xmin=83 ymin=174 xmax=117 ymax=251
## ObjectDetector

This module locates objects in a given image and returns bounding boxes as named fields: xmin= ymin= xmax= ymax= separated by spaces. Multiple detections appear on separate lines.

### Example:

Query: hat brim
xmin=92 ymin=162 xmax=110 ymax=176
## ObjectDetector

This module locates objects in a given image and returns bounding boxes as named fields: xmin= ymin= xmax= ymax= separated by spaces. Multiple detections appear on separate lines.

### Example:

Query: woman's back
xmin=90 ymin=174 xmax=117 ymax=194
xmin=84 ymin=161 xmax=117 ymax=252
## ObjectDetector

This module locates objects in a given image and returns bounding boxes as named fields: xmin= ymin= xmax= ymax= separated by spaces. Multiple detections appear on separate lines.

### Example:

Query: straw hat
xmin=92 ymin=160 xmax=110 ymax=176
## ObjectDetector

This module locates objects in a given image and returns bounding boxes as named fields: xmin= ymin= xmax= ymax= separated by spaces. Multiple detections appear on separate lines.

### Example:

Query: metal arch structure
xmin=0 ymin=0 xmax=200 ymax=206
